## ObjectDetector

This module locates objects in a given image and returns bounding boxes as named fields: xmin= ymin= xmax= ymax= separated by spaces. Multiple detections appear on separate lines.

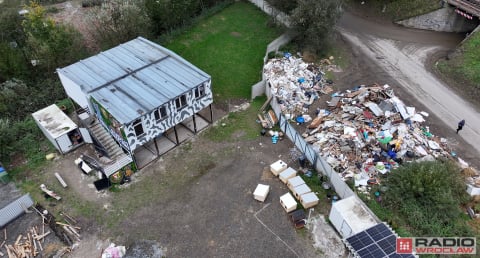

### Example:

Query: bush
xmin=82 ymin=0 xmax=103 ymax=8
xmin=382 ymin=160 xmax=473 ymax=236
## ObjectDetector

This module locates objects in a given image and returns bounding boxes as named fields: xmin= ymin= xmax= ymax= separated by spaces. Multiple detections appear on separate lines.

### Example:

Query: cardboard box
xmin=287 ymin=176 xmax=305 ymax=191
xmin=280 ymin=192 xmax=297 ymax=213
xmin=300 ymin=192 xmax=319 ymax=209
xmin=270 ymin=160 xmax=287 ymax=176
xmin=253 ymin=184 xmax=270 ymax=202
xmin=279 ymin=167 xmax=297 ymax=183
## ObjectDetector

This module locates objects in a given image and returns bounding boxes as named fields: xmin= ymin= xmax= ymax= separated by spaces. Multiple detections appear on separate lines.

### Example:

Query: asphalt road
xmin=337 ymin=11 xmax=480 ymax=164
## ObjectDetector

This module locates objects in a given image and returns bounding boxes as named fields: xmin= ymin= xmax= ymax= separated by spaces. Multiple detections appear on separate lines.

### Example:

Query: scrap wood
xmin=56 ymin=222 xmax=80 ymax=230
xmin=267 ymin=110 xmax=278 ymax=125
xmin=257 ymin=114 xmax=268 ymax=128
xmin=30 ymin=206 xmax=46 ymax=221
xmin=6 ymin=245 xmax=18 ymax=258
xmin=60 ymin=212 xmax=77 ymax=225
xmin=62 ymin=226 xmax=80 ymax=242
xmin=54 ymin=172 xmax=68 ymax=188
xmin=259 ymin=95 xmax=272 ymax=112
xmin=33 ymin=232 xmax=50 ymax=241
xmin=40 ymin=184 xmax=61 ymax=200
xmin=14 ymin=235 xmax=22 ymax=246
xmin=308 ymin=116 xmax=322 ymax=129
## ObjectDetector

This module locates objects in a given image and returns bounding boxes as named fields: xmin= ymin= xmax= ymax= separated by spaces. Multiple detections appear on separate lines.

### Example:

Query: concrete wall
xmin=248 ymin=0 xmax=295 ymax=99
xmin=397 ymin=6 xmax=478 ymax=32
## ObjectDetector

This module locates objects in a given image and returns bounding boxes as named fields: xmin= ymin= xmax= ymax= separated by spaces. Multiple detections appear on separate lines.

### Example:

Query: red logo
xmin=397 ymin=238 xmax=413 ymax=253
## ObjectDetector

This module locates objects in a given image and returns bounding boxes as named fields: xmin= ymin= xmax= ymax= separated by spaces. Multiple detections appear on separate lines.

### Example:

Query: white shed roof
xmin=32 ymin=104 xmax=77 ymax=139
xmin=332 ymin=195 xmax=378 ymax=234
xmin=57 ymin=37 xmax=211 ymax=124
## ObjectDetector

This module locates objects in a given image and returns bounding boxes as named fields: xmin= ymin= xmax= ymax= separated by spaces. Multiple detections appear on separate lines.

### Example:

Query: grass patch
xmin=203 ymin=96 xmax=266 ymax=142
xmin=442 ymin=32 xmax=480 ymax=85
xmin=346 ymin=0 xmax=442 ymax=21
xmin=165 ymin=1 xmax=283 ymax=101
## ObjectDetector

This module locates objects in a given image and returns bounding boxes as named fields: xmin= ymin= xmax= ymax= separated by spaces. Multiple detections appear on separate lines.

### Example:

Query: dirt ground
xmin=4 ymin=1 xmax=480 ymax=258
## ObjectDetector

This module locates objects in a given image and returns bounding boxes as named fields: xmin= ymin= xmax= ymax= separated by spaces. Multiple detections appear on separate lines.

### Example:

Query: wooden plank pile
xmin=1 ymin=208 xmax=80 ymax=258
xmin=3 ymin=226 xmax=50 ymax=258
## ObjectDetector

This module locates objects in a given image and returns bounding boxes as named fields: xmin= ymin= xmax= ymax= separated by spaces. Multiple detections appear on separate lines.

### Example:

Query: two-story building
xmin=57 ymin=37 xmax=213 ymax=174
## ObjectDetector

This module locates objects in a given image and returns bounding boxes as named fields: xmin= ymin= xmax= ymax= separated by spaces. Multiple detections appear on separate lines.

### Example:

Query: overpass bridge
xmin=447 ymin=0 xmax=480 ymax=19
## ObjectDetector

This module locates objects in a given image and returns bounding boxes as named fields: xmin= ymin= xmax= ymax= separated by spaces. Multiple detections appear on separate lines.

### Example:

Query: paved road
xmin=337 ymin=11 xmax=480 ymax=160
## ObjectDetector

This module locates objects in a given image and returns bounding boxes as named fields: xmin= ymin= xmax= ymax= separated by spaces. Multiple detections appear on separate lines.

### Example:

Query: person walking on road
xmin=456 ymin=119 xmax=465 ymax=134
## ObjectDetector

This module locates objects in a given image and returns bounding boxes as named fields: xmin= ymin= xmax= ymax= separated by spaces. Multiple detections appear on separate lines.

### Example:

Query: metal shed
xmin=32 ymin=104 xmax=92 ymax=154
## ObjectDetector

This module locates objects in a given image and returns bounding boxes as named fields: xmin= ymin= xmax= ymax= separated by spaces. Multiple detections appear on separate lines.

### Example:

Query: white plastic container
xmin=279 ymin=167 xmax=297 ymax=183
xmin=292 ymin=184 xmax=311 ymax=200
xmin=300 ymin=192 xmax=319 ymax=209
xmin=280 ymin=192 xmax=297 ymax=213
xmin=287 ymin=176 xmax=305 ymax=191
xmin=270 ymin=160 xmax=287 ymax=176
xmin=253 ymin=184 xmax=270 ymax=202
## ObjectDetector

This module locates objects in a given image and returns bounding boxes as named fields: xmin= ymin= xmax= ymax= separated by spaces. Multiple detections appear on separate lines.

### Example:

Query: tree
xmin=21 ymin=1 xmax=85 ymax=74
xmin=266 ymin=0 xmax=297 ymax=14
xmin=0 ymin=8 xmax=29 ymax=81
xmin=145 ymin=0 xmax=201 ymax=34
xmin=86 ymin=0 xmax=152 ymax=49
xmin=382 ymin=160 xmax=472 ymax=236
xmin=290 ymin=0 xmax=343 ymax=55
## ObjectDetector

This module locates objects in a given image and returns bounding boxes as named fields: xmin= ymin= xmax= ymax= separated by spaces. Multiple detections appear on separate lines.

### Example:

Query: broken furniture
xmin=279 ymin=167 xmax=297 ymax=183
xmin=270 ymin=160 xmax=287 ymax=176
xmin=74 ymin=158 xmax=93 ymax=174
xmin=280 ymin=192 xmax=297 ymax=213
xmin=40 ymin=184 xmax=61 ymax=200
xmin=287 ymin=176 xmax=306 ymax=191
xmin=300 ymin=192 xmax=319 ymax=209
xmin=253 ymin=184 xmax=270 ymax=202
xmin=292 ymin=184 xmax=312 ymax=200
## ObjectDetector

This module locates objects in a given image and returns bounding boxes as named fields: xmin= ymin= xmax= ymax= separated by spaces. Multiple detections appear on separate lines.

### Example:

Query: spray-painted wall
xmin=123 ymin=81 xmax=213 ymax=151
xmin=397 ymin=5 xmax=478 ymax=32
xmin=91 ymin=98 xmax=130 ymax=151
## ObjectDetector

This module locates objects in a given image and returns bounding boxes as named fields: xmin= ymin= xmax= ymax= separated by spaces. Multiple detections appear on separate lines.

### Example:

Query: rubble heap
xmin=264 ymin=55 xmax=467 ymax=190
xmin=264 ymin=55 xmax=333 ymax=117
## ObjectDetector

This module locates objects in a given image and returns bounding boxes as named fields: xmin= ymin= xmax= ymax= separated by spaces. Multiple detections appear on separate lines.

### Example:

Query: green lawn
xmin=165 ymin=1 xmax=283 ymax=101
xmin=440 ymin=32 xmax=480 ymax=85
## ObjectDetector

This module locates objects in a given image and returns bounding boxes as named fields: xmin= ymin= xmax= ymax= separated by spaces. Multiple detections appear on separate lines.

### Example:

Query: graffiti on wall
xmin=91 ymin=98 xmax=130 ymax=151
xmin=124 ymin=80 xmax=213 ymax=151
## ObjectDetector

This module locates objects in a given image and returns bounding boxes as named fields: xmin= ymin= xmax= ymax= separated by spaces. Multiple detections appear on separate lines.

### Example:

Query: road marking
xmin=254 ymin=203 xmax=300 ymax=258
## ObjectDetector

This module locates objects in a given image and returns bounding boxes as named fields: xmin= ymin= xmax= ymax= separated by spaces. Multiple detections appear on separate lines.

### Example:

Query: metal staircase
xmin=89 ymin=120 xmax=124 ymax=160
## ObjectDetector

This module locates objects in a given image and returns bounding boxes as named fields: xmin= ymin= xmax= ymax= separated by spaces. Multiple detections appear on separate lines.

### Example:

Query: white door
xmin=79 ymin=128 xmax=93 ymax=143
xmin=56 ymin=134 xmax=72 ymax=154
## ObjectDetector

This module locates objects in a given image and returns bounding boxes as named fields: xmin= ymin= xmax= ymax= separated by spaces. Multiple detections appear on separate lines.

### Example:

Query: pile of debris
xmin=302 ymin=84 xmax=455 ymax=187
xmin=1 ymin=205 xmax=82 ymax=258
xmin=264 ymin=55 xmax=334 ymax=118
xmin=264 ymin=55 xmax=471 ymax=190
xmin=2 ymin=226 xmax=50 ymax=258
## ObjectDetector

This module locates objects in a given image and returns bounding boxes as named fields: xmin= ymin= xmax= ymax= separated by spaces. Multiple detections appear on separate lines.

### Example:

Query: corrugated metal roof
xmin=57 ymin=37 xmax=211 ymax=124
xmin=104 ymin=153 xmax=133 ymax=178
xmin=32 ymin=104 xmax=78 ymax=139
xmin=0 ymin=193 xmax=34 ymax=227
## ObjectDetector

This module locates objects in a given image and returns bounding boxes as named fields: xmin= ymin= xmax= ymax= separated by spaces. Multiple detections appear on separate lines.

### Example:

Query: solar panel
xmin=345 ymin=223 xmax=417 ymax=258
xmin=378 ymin=235 xmax=396 ymax=254
xmin=347 ymin=231 xmax=375 ymax=250
xmin=367 ymin=223 xmax=392 ymax=241
xmin=389 ymin=253 xmax=416 ymax=258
